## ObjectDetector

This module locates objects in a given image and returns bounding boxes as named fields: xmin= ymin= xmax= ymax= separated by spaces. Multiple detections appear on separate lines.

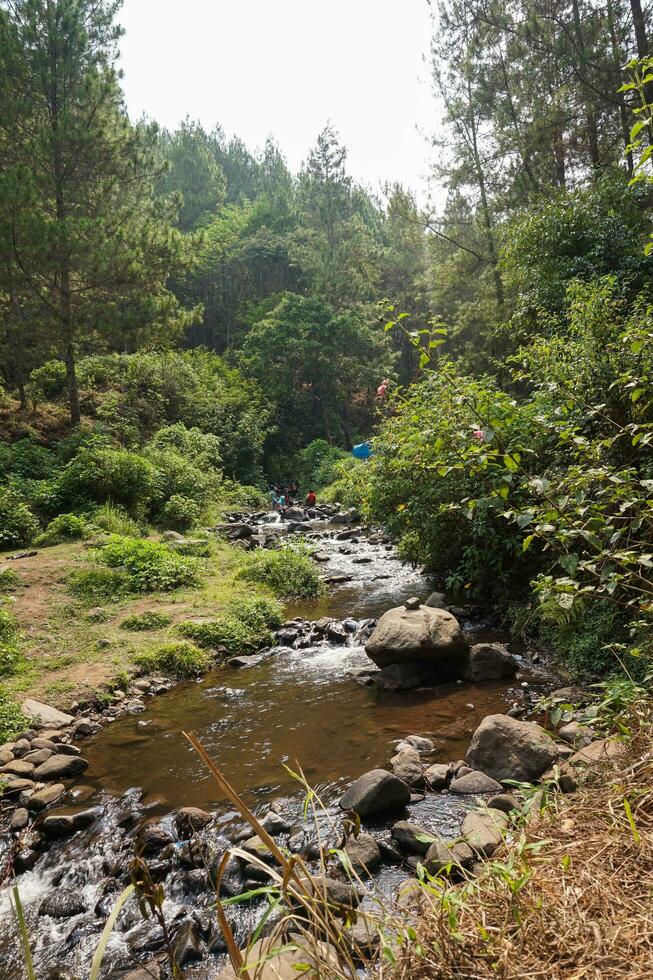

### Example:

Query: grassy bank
xmin=0 ymin=536 xmax=271 ymax=709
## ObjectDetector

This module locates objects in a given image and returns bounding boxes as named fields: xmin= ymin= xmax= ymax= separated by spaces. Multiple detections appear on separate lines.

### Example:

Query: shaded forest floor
xmin=3 ymin=540 xmax=247 ymax=708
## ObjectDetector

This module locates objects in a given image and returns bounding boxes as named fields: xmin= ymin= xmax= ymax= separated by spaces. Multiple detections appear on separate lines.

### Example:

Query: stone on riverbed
xmin=466 ymin=714 xmax=558 ymax=783
xmin=449 ymin=770 xmax=504 ymax=794
xmin=344 ymin=833 xmax=382 ymax=876
xmin=464 ymin=642 xmax=517 ymax=682
xmin=425 ymin=763 xmax=450 ymax=789
xmin=339 ymin=768 xmax=411 ymax=817
xmin=377 ymin=662 xmax=435 ymax=691
xmin=217 ymin=936 xmax=339 ymax=979
xmin=28 ymin=783 xmax=66 ymax=811
xmin=365 ymin=604 xmax=467 ymax=669
xmin=33 ymin=754 xmax=89 ymax=780
xmin=392 ymin=820 xmax=436 ymax=855
xmin=174 ymin=806 xmax=213 ymax=837
xmin=39 ymin=888 xmax=87 ymax=918
xmin=21 ymin=699 xmax=74 ymax=727
xmin=462 ymin=808 xmax=508 ymax=856
xmin=424 ymin=838 xmax=474 ymax=874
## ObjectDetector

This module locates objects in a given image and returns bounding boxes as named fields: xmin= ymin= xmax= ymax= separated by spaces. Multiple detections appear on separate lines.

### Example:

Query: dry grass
xmin=383 ymin=732 xmax=653 ymax=980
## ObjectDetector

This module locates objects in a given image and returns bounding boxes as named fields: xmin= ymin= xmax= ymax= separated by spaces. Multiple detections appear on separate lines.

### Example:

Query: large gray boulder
xmin=466 ymin=714 xmax=557 ymax=783
xmin=339 ymin=769 xmax=411 ymax=817
xmin=463 ymin=643 xmax=517 ymax=682
xmin=21 ymin=700 xmax=74 ymax=727
xmin=365 ymin=605 xmax=467 ymax=668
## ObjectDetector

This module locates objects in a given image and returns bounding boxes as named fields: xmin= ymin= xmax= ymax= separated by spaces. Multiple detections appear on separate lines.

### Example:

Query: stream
xmin=0 ymin=516 xmax=554 ymax=978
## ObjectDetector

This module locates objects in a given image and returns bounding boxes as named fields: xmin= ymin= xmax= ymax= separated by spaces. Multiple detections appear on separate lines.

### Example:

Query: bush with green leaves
xmin=321 ymin=457 xmax=368 ymax=508
xmin=0 ymin=489 xmax=40 ymax=550
xmin=91 ymin=502 xmax=142 ymax=537
xmin=177 ymin=595 xmax=283 ymax=653
xmin=26 ymin=359 xmax=67 ymax=401
xmin=0 ymin=438 xmax=56 ymax=481
xmin=293 ymin=439 xmax=349 ymax=492
xmin=134 ymin=641 xmax=211 ymax=678
xmin=157 ymin=494 xmax=202 ymax=533
xmin=120 ymin=610 xmax=172 ymax=631
xmin=36 ymin=512 xmax=92 ymax=546
xmin=57 ymin=448 xmax=160 ymax=516
xmin=96 ymin=535 xmax=199 ymax=592
xmin=0 ymin=605 xmax=22 ymax=677
xmin=0 ymin=687 xmax=27 ymax=742
xmin=237 ymin=545 xmax=324 ymax=599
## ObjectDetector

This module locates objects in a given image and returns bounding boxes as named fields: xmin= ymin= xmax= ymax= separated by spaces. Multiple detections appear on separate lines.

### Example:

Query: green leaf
xmin=90 ymin=885 xmax=135 ymax=980
xmin=503 ymin=454 xmax=519 ymax=472
xmin=522 ymin=534 xmax=535 ymax=552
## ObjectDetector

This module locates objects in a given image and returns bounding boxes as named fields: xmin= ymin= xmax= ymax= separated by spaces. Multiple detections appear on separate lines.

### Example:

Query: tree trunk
xmin=572 ymin=0 xmax=600 ymax=167
xmin=630 ymin=0 xmax=649 ymax=58
xmin=607 ymin=0 xmax=634 ymax=173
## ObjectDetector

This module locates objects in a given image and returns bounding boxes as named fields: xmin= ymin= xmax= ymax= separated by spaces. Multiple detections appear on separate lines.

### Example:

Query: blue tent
xmin=352 ymin=441 xmax=373 ymax=460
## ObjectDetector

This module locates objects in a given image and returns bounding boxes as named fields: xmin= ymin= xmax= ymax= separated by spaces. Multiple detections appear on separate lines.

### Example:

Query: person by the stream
xmin=306 ymin=489 xmax=317 ymax=507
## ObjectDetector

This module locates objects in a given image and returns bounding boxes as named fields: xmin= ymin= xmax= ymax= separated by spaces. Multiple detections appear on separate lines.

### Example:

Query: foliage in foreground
xmin=134 ymin=641 xmax=211 ymax=679
xmin=120 ymin=611 xmax=172 ymax=632
xmin=0 ymin=686 xmax=27 ymax=743
xmin=237 ymin=545 xmax=325 ymax=599
xmin=0 ymin=605 xmax=22 ymax=678
xmin=95 ymin=535 xmax=200 ymax=593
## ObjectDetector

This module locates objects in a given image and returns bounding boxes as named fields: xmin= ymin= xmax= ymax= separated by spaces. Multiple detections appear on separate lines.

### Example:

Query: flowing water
xmin=0 ymin=518 xmax=554 ymax=978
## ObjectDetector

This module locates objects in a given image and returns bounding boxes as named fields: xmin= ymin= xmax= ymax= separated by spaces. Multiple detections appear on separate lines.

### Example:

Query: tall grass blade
xmin=89 ymin=883 xmax=135 ymax=980
xmin=10 ymin=885 xmax=36 ymax=980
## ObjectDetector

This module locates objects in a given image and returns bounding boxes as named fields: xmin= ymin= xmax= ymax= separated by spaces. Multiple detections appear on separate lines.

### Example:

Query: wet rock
xmin=425 ymin=591 xmax=448 ymax=609
xmin=464 ymin=643 xmax=517 ymax=682
xmin=391 ymin=754 xmax=425 ymax=788
xmin=72 ymin=719 xmax=102 ymax=737
xmin=217 ymin=935 xmax=339 ymax=979
xmin=403 ymin=734 xmax=435 ymax=753
xmin=174 ymin=806 xmax=213 ymax=837
xmin=56 ymin=743 xmax=82 ymax=756
xmin=366 ymin=605 xmax=467 ymax=668
xmin=392 ymin=820 xmax=436 ymax=855
xmin=10 ymin=807 xmax=29 ymax=831
xmin=487 ymin=793 xmax=519 ymax=814
xmin=326 ymin=621 xmax=348 ymax=642
xmin=404 ymin=596 xmax=422 ymax=610
xmin=1 ymin=759 xmax=35 ymax=777
xmin=28 ymin=783 xmax=66 ymax=811
xmin=15 ymin=848 xmax=39 ymax=872
xmin=34 ymin=754 xmax=89 ymax=780
xmin=41 ymin=729 xmax=68 ymax=742
xmin=378 ymin=839 xmax=403 ymax=863
xmin=228 ymin=653 xmax=265 ymax=668
xmin=466 ymin=714 xmax=557 ymax=783
xmin=352 ymin=555 xmax=373 ymax=563
xmin=138 ymin=823 xmax=174 ymax=855
xmin=39 ymin=889 xmax=86 ymax=918
xmin=122 ymin=962 xmax=163 ymax=980
xmin=324 ymin=573 xmax=353 ymax=584
xmin=242 ymin=834 xmax=276 ymax=863
xmin=425 ymin=763 xmax=450 ymax=790
xmin=22 ymin=748 xmax=53 ymax=765
xmin=344 ymin=833 xmax=382 ymax=876
xmin=41 ymin=813 xmax=75 ymax=837
xmin=377 ymin=662 xmax=434 ymax=691
xmin=2 ymin=777 xmax=35 ymax=796
xmin=339 ymin=769 xmax=411 ymax=817
xmin=461 ymin=808 xmax=508 ymax=856
xmin=298 ymin=875 xmax=362 ymax=911
xmin=449 ymin=770 xmax=504 ymax=794
xmin=276 ymin=627 xmax=299 ymax=645
xmin=21 ymin=699 xmax=75 ymax=727
xmin=260 ymin=810 xmax=290 ymax=835
xmin=424 ymin=839 xmax=474 ymax=875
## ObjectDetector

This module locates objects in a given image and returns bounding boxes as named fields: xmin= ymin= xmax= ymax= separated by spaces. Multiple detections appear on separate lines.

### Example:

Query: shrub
xmin=0 ymin=570 xmax=20 ymax=593
xmin=57 ymin=448 xmax=160 ymax=515
xmin=237 ymin=545 xmax=324 ymax=599
xmin=148 ymin=423 xmax=223 ymax=473
xmin=134 ymin=641 xmax=211 ymax=678
xmin=27 ymin=359 xmax=67 ymax=401
xmin=96 ymin=535 xmax=199 ymax=592
xmin=146 ymin=447 xmax=215 ymax=508
xmin=0 ymin=439 xmax=56 ymax=481
xmin=120 ymin=611 xmax=172 ymax=631
xmin=36 ymin=513 xmax=92 ymax=546
xmin=0 ymin=606 xmax=22 ymax=677
xmin=177 ymin=595 xmax=283 ymax=653
xmin=218 ymin=481 xmax=268 ymax=510
xmin=321 ymin=458 xmax=367 ymax=508
xmin=0 ymin=687 xmax=27 ymax=742
xmin=68 ymin=567 xmax=130 ymax=601
xmin=91 ymin=502 xmax=142 ymax=537
xmin=158 ymin=494 xmax=202 ymax=533
xmin=0 ymin=490 xmax=40 ymax=550
xmin=293 ymin=439 xmax=349 ymax=491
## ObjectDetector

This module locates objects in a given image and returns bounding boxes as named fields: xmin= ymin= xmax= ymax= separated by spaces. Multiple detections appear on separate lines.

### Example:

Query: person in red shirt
xmin=305 ymin=490 xmax=317 ymax=507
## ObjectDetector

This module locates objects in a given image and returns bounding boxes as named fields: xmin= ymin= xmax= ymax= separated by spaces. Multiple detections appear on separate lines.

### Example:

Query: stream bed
xmin=0 ymin=517 xmax=555 ymax=978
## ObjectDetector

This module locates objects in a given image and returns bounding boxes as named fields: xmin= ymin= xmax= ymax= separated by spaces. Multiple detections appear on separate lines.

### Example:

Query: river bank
xmin=0 ymin=507 xmax=558 ymax=977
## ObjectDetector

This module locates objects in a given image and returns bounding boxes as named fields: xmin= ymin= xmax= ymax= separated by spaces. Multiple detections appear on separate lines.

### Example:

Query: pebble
xmin=10 ymin=807 xmax=29 ymax=831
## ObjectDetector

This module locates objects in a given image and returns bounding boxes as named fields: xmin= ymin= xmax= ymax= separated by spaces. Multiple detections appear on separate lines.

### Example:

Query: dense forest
xmin=2 ymin=0 xmax=653 ymax=682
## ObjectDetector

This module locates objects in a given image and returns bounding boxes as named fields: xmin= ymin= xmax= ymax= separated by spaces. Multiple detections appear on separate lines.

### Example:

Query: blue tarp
xmin=352 ymin=441 xmax=373 ymax=460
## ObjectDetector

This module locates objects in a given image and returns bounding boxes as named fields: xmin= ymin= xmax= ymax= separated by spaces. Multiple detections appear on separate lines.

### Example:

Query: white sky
xmin=118 ymin=0 xmax=438 ymax=201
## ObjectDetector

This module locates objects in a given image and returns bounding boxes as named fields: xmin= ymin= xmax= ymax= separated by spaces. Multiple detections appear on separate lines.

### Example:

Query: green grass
xmin=237 ymin=545 xmax=324 ymax=599
xmin=120 ymin=610 xmax=172 ymax=631
xmin=0 ymin=569 xmax=21 ymax=593
xmin=0 ymin=686 xmax=27 ymax=742
xmin=96 ymin=535 xmax=200 ymax=592
xmin=134 ymin=641 xmax=211 ymax=678
xmin=177 ymin=595 xmax=283 ymax=653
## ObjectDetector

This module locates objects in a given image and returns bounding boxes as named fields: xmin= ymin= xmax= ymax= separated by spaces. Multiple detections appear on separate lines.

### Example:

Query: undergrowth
xmin=134 ymin=641 xmax=211 ymax=678
xmin=237 ymin=544 xmax=324 ymax=599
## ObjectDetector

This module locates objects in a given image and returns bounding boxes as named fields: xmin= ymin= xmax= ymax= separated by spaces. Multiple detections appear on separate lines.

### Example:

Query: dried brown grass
xmin=383 ymin=734 xmax=653 ymax=980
